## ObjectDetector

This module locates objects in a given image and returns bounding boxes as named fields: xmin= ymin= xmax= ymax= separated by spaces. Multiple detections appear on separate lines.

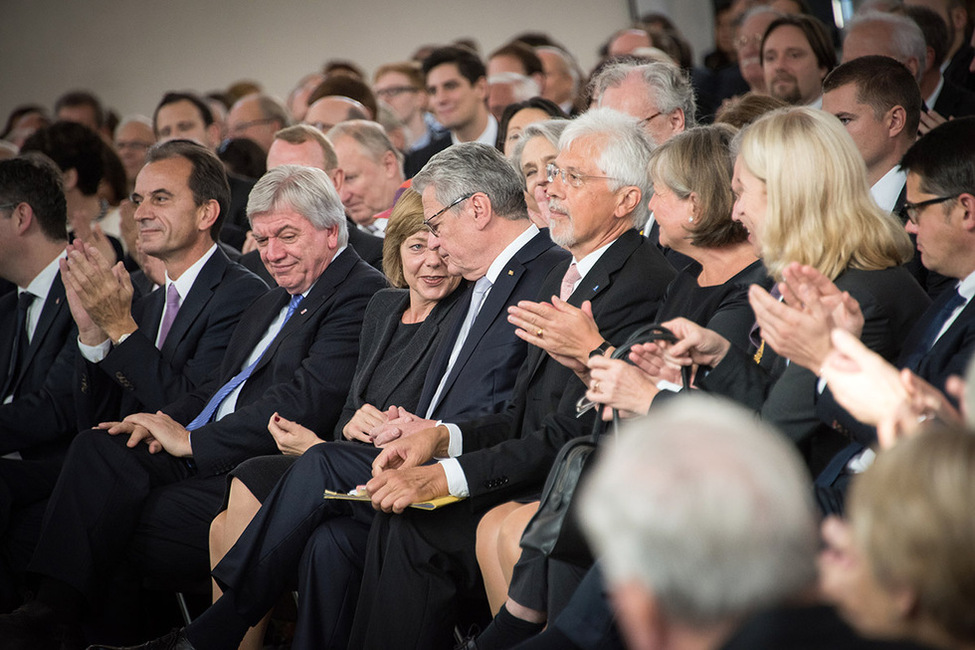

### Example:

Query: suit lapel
xmin=416 ymin=285 xmax=472 ymax=414
xmin=159 ymin=250 xmax=228 ymax=358
xmin=19 ymin=273 xmax=67 ymax=375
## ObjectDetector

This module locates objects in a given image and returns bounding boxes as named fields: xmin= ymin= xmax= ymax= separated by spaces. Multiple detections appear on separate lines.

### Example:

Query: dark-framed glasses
xmin=900 ymin=194 xmax=960 ymax=225
xmin=424 ymin=194 xmax=472 ymax=236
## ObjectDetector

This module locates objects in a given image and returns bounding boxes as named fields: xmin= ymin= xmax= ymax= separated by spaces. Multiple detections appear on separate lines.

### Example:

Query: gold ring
xmin=536 ymin=328 xmax=544 ymax=337
xmin=592 ymin=381 xmax=600 ymax=392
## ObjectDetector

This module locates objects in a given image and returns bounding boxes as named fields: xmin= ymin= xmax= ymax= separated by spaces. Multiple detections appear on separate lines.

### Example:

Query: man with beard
xmin=761 ymin=14 xmax=836 ymax=107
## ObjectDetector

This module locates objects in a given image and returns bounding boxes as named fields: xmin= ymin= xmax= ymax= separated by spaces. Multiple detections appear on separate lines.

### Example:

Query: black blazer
xmin=0 ymin=272 xmax=78 ymax=459
xmin=403 ymin=131 xmax=452 ymax=179
xmin=933 ymin=78 xmax=975 ymax=119
xmin=416 ymin=229 xmax=569 ymax=421
xmin=332 ymin=286 xmax=466 ymax=439
xmin=455 ymin=229 xmax=676 ymax=510
xmin=75 ymin=248 xmax=268 ymax=428
xmin=163 ymin=247 xmax=387 ymax=477
xmin=701 ymin=266 xmax=928 ymax=470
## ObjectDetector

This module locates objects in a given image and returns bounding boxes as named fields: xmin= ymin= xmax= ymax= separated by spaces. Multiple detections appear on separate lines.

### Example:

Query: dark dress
xmin=225 ymin=286 xmax=464 ymax=503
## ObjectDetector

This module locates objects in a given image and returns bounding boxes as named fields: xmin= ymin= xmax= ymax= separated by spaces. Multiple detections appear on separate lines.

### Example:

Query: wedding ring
xmin=536 ymin=328 xmax=544 ymax=337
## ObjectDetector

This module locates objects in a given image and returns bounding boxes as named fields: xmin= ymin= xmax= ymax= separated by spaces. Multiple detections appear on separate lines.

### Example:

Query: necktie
xmin=904 ymin=288 xmax=966 ymax=371
xmin=3 ymin=292 xmax=34 ymax=399
xmin=186 ymin=294 xmax=303 ymax=430
xmin=560 ymin=263 xmax=581 ymax=301
xmin=425 ymin=276 xmax=492 ymax=417
xmin=157 ymin=284 xmax=180 ymax=348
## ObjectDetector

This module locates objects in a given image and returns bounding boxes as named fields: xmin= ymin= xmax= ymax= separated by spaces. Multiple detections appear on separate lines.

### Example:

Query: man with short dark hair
xmin=761 ymin=14 xmax=836 ymax=106
xmin=404 ymin=46 xmax=497 ymax=178
xmin=153 ymin=91 xmax=254 ymax=249
xmin=55 ymin=90 xmax=107 ymax=137
xmin=0 ymin=163 xmax=386 ymax=647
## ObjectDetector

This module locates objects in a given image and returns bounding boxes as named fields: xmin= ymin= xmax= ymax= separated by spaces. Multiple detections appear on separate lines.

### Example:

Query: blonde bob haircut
xmin=381 ymin=187 xmax=424 ymax=288
xmin=849 ymin=427 xmax=975 ymax=645
xmin=648 ymin=124 xmax=746 ymax=248
xmin=737 ymin=107 xmax=912 ymax=280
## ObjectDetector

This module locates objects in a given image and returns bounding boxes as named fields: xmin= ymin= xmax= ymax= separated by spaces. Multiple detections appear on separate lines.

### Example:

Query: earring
xmin=688 ymin=216 xmax=694 ymax=222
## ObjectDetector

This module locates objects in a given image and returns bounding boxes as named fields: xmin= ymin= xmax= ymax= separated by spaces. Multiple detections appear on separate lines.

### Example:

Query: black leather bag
xmin=519 ymin=324 xmax=690 ymax=567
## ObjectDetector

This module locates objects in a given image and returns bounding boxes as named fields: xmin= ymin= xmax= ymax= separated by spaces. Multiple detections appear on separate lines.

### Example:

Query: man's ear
xmin=205 ymin=123 xmax=221 ymax=149
xmin=614 ymin=186 xmax=642 ymax=221
xmin=196 ymin=199 xmax=220 ymax=232
xmin=957 ymin=192 xmax=975 ymax=231
xmin=382 ymin=150 xmax=398 ymax=178
xmin=469 ymin=191 xmax=493 ymax=230
xmin=8 ymin=202 xmax=34 ymax=236
xmin=330 ymin=168 xmax=345 ymax=194
xmin=886 ymin=105 xmax=908 ymax=139
xmin=62 ymin=168 xmax=79 ymax=192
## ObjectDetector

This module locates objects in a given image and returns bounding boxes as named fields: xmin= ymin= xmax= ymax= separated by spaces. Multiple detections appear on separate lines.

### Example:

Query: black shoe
xmin=86 ymin=628 xmax=195 ymax=650
xmin=0 ymin=599 xmax=63 ymax=650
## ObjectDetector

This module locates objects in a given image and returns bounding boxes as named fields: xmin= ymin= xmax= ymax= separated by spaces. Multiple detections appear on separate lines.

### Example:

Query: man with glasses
xmin=349 ymin=108 xmax=675 ymax=649
xmin=373 ymin=61 xmax=445 ymax=153
xmin=97 ymin=142 xmax=565 ymax=650
xmin=225 ymin=93 xmax=291 ymax=154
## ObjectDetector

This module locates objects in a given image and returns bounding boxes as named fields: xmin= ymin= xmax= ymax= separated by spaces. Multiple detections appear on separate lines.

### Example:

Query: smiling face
xmin=731 ymin=156 xmax=768 ymax=255
xmin=426 ymin=63 xmax=487 ymax=133
xmin=374 ymin=71 xmax=425 ymax=124
xmin=250 ymin=207 xmax=337 ymax=294
xmin=520 ymin=135 xmax=560 ymax=223
xmin=762 ymin=25 xmax=827 ymax=105
xmin=131 ymin=157 xmax=214 ymax=269
xmin=647 ymin=182 xmax=694 ymax=252
xmin=400 ymin=229 xmax=460 ymax=308
xmin=155 ymin=99 xmax=218 ymax=148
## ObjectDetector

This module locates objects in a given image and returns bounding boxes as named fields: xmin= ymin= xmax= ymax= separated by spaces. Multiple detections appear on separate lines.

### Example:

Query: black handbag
xmin=519 ymin=324 xmax=691 ymax=567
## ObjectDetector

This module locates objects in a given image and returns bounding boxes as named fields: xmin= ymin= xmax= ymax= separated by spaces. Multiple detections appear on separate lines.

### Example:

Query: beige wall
xmin=1 ymin=0 xmax=645 ymax=125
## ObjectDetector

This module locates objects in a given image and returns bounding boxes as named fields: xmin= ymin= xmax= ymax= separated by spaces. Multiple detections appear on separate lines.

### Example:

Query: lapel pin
xmin=592 ymin=285 xmax=600 ymax=292
xmin=300 ymin=308 xmax=308 ymax=315
xmin=507 ymin=270 xmax=514 ymax=276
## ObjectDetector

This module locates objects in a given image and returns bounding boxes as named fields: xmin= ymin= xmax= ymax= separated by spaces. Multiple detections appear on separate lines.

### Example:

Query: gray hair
xmin=114 ymin=114 xmax=154 ymax=138
xmin=412 ymin=142 xmax=528 ymax=220
xmin=488 ymin=72 xmax=542 ymax=102
xmin=510 ymin=119 xmax=570 ymax=184
xmin=846 ymin=12 xmax=927 ymax=80
xmin=560 ymin=107 xmax=655 ymax=228
xmin=536 ymin=46 xmax=581 ymax=93
xmin=581 ymin=397 xmax=818 ymax=627
xmin=246 ymin=164 xmax=347 ymax=246
xmin=737 ymin=4 xmax=784 ymax=28
xmin=327 ymin=119 xmax=404 ymax=170
xmin=591 ymin=61 xmax=697 ymax=127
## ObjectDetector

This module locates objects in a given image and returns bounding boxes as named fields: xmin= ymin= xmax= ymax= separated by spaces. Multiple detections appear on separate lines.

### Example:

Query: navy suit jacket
xmin=416 ymin=229 xmax=568 ymax=421
xmin=0 ymin=272 xmax=78 ymax=459
xmin=454 ymin=229 xmax=676 ymax=509
xmin=75 ymin=248 xmax=268 ymax=428
xmin=403 ymin=131 xmax=451 ymax=179
xmin=933 ymin=79 xmax=975 ymax=120
xmin=163 ymin=247 xmax=387 ymax=476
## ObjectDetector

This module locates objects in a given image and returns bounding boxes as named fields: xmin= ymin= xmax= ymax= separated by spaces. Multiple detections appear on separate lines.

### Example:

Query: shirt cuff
xmin=439 ymin=421 xmax=463 ymax=457
xmin=78 ymin=337 xmax=111 ymax=363
xmin=438 ymin=458 xmax=469 ymax=497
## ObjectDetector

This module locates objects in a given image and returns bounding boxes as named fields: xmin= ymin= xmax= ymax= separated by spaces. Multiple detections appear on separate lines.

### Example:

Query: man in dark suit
xmin=0 ymin=156 xmax=77 ymax=610
xmin=0 ymin=164 xmax=386 ymax=646
xmin=403 ymin=46 xmax=497 ymax=179
xmin=349 ymin=108 xmax=675 ymax=649
xmin=64 ymin=139 xmax=267 ymax=430
xmin=99 ymin=142 xmax=569 ymax=650
xmin=239 ymin=124 xmax=384 ymax=281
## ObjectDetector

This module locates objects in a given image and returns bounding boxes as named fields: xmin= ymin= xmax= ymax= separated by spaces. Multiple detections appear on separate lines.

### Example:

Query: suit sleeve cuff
xmin=438 ymin=458 xmax=469 ymax=497
xmin=439 ymin=421 xmax=463 ymax=457
xmin=78 ymin=337 xmax=111 ymax=363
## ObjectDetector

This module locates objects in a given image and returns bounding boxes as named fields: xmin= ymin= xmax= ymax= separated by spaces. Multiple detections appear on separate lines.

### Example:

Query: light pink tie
xmin=560 ymin=263 xmax=581 ymax=301
xmin=157 ymin=284 xmax=180 ymax=348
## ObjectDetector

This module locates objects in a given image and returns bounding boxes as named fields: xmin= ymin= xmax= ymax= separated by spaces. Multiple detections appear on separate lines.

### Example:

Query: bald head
xmin=303 ymin=96 xmax=369 ymax=134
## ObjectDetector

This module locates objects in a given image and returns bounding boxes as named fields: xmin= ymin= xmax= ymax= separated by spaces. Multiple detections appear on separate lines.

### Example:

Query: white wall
xmin=1 ymin=0 xmax=655 ymax=124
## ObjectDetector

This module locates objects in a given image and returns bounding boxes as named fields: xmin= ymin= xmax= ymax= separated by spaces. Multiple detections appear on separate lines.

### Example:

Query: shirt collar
xmin=573 ymin=237 xmax=617 ymax=281
xmin=451 ymin=114 xmax=499 ymax=147
xmin=165 ymin=244 xmax=218 ymax=303
xmin=24 ymin=250 xmax=65 ymax=304
xmin=484 ymin=223 xmax=539 ymax=284
xmin=870 ymin=166 xmax=908 ymax=214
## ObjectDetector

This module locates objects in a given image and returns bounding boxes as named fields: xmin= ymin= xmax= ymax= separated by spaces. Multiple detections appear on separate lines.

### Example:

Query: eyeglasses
xmin=115 ymin=140 xmax=154 ymax=152
xmin=0 ymin=202 xmax=20 ymax=211
xmin=228 ymin=117 xmax=278 ymax=134
xmin=899 ymin=194 xmax=960 ymax=225
xmin=640 ymin=111 xmax=662 ymax=127
xmin=735 ymin=33 xmax=764 ymax=50
xmin=376 ymin=86 xmax=420 ymax=99
xmin=423 ymin=194 xmax=472 ymax=236
xmin=546 ymin=163 xmax=617 ymax=188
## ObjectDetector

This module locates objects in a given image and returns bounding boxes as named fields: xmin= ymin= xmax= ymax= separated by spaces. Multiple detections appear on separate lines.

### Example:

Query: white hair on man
xmin=559 ymin=107 xmax=655 ymax=228
xmin=580 ymin=396 xmax=818 ymax=631
xmin=487 ymin=72 xmax=542 ymax=101
xmin=246 ymin=164 xmax=348 ymax=246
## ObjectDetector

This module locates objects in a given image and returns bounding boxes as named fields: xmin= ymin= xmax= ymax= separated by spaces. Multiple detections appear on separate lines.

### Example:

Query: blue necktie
xmin=186 ymin=294 xmax=303 ymax=430
xmin=904 ymin=288 xmax=966 ymax=371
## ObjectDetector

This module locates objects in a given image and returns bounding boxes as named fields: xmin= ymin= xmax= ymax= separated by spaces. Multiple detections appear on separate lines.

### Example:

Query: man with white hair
xmin=487 ymin=72 xmax=542 ymax=120
xmin=537 ymin=46 xmax=580 ymax=114
xmin=347 ymin=108 xmax=676 ymax=649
